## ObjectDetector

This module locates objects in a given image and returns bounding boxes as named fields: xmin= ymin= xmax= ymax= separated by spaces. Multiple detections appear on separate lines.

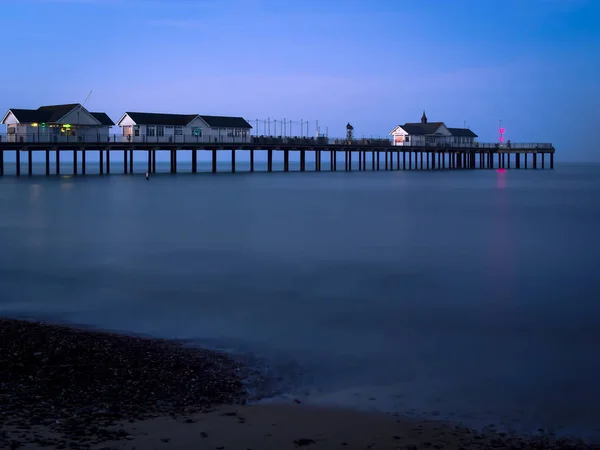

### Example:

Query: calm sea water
xmin=1 ymin=162 xmax=599 ymax=440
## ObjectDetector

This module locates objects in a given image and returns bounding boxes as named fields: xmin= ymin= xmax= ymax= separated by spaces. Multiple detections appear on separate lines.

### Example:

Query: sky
xmin=0 ymin=0 xmax=599 ymax=161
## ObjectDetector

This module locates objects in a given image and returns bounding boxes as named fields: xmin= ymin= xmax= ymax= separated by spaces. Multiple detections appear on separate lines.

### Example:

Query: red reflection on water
xmin=496 ymin=169 xmax=507 ymax=189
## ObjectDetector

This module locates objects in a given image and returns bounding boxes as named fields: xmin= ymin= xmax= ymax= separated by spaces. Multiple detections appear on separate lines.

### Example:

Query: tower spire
xmin=421 ymin=110 xmax=427 ymax=124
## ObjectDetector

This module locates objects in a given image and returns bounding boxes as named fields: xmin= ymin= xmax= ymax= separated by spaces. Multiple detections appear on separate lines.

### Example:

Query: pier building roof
xmin=118 ymin=112 xmax=252 ymax=129
xmin=2 ymin=104 xmax=112 ymax=127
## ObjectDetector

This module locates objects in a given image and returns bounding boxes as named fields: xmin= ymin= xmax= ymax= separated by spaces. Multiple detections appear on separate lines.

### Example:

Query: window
xmin=175 ymin=126 xmax=183 ymax=136
xmin=134 ymin=128 xmax=140 ymax=137
xmin=157 ymin=126 xmax=164 ymax=137
xmin=192 ymin=127 xmax=202 ymax=137
xmin=147 ymin=126 xmax=155 ymax=137
xmin=405 ymin=135 xmax=410 ymax=143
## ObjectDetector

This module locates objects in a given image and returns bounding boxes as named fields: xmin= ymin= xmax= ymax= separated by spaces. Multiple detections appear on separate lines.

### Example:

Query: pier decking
xmin=0 ymin=135 xmax=555 ymax=177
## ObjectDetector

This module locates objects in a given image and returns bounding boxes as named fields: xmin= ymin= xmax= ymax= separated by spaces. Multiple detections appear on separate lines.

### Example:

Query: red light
xmin=499 ymin=128 xmax=505 ymax=133
xmin=500 ymin=137 xmax=504 ymax=141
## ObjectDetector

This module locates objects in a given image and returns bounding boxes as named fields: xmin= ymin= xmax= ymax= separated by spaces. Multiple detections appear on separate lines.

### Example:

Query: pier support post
xmin=420 ymin=152 xmax=424 ymax=170
xmin=372 ymin=151 xmax=375 ymax=171
xmin=73 ymin=150 xmax=77 ymax=176
xmin=524 ymin=153 xmax=528 ymax=169
xmin=231 ymin=149 xmax=236 ymax=173
xmin=550 ymin=152 xmax=554 ymax=169
xmin=541 ymin=153 xmax=545 ymax=169
xmin=152 ymin=151 xmax=156 ymax=173
xmin=0 ymin=151 xmax=3 ymax=176
xmin=533 ymin=153 xmax=537 ymax=169
xmin=123 ymin=150 xmax=127 ymax=174
xmin=106 ymin=149 xmax=110 ymax=174
xmin=316 ymin=150 xmax=321 ymax=171
xmin=55 ymin=150 xmax=60 ymax=175
xmin=347 ymin=151 xmax=351 ymax=171
xmin=16 ymin=151 xmax=20 ymax=176
xmin=516 ymin=153 xmax=520 ymax=169
xmin=28 ymin=150 xmax=32 ymax=176
xmin=284 ymin=150 xmax=289 ymax=172
xmin=129 ymin=149 xmax=134 ymax=174
xmin=384 ymin=151 xmax=388 ymax=170
xmin=147 ymin=150 xmax=152 ymax=174
xmin=300 ymin=150 xmax=306 ymax=171
xmin=250 ymin=149 xmax=254 ymax=172
xmin=45 ymin=150 xmax=50 ymax=176
xmin=99 ymin=150 xmax=104 ymax=175
xmin=267 ymin=149 xmax=272 ymax=172
xmin=212 ymin=150 xmax=217 ymax=173
xmin=192 ymin=150 xmax=197 ymax=173
xmin=82 ymin=150 xmax=86 ymax=175
xmin=330 ymin=151 xmax=334 ymax=171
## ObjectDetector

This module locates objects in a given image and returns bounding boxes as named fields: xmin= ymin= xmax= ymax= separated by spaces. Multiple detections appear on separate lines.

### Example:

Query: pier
xmin=0 ymin=136 xmax=555 ymax=177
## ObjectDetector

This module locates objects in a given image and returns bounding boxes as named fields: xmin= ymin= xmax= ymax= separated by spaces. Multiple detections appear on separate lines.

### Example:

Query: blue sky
xmin=0 ymin=0 xmax=598 ymax=161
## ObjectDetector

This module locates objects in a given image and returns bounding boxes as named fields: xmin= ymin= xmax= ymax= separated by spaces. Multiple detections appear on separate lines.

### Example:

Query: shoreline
xmin=1 ymin=318 xmax=599 ymax=449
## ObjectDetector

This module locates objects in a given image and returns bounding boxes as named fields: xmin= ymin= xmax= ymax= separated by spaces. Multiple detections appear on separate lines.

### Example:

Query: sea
xmin=1 ymin=157 xmax=599 ymax=442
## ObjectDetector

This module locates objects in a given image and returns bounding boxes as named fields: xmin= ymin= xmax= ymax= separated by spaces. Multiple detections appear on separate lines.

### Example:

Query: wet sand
xmin=7 ymin=403 xmax=599 ymax=450
xmin=1 ymin=318 xmax=598 ymax=450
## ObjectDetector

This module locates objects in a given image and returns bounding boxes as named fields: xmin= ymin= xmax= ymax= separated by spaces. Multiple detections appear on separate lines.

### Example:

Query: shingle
xmin=37 ymin=104 xmax=81 ymax=122
xmin=125 ymin=112 xmax=199 ymax=126
xmin=447 ymin=127 xmax=478 ymax=138
xmin=90 ymin=112 xmax=115 ymax=126
xmin=199 ymin=115 xmax=252 ymax=129
xmin=7 ymin=109 xmax=49 ymax=123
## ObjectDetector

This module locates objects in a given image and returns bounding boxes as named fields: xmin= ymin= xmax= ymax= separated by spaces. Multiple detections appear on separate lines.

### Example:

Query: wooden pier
xmin=0 ymin=140 xmax=555 ymax=177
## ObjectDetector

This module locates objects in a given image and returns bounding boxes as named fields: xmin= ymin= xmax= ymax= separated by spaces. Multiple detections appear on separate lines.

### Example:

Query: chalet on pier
xmin=116 ymin=112 xmax=252 ymax=143
xmin=1 ymin=104 xmax=114 ymax=143
xmin=389 ymin=111 xmax=478 ymax=147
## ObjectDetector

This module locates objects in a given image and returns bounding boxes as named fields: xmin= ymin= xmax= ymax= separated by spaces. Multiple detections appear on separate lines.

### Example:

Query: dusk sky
xmin=1 ymin=0 xmax=598 ymax=161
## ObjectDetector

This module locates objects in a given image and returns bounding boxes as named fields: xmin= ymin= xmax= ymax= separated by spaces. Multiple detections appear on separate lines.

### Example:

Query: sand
xmin=6 ymin=403 xmax=597 ymax=450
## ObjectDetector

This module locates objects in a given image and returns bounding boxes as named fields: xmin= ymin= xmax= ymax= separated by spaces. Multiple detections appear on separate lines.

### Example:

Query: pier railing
xmin=0 ymin=132 xmax=554 ymax=150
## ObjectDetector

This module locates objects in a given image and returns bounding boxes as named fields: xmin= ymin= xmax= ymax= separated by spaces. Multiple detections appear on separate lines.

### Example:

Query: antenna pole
xmin=82 ymin=90 xmax=93 ymax=108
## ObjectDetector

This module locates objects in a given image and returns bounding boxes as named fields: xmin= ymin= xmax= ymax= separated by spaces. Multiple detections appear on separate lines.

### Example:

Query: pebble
xmin=0 ymin=319 xmax=257 ymax=449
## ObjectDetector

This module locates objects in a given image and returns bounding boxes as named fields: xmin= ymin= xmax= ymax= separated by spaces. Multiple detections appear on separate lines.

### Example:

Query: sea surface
xmin=1 ymin=160 xmax=600 ymax=441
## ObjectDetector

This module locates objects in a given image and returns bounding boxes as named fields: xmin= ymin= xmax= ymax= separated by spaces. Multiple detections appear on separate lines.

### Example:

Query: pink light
xmin=500 ymin=137 xmax=504 ymax=141
xmin=497 ymin=168 xmax=505 ymax=173
xmin=499 ymin=128 xmax=505 ymax=133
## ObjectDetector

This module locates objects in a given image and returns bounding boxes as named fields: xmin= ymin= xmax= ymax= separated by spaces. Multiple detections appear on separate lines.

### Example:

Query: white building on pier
xmin=1 ymin=103 xmax=114 ymax=143
xmin=389 ymin=111 xmax=478 ymax=147
xmin=116 ymin=112 xmax=252 ymax=143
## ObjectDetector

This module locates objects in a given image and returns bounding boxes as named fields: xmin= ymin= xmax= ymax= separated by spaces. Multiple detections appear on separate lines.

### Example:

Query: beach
xmin=2 ymin=319 xmax=598 ymax=450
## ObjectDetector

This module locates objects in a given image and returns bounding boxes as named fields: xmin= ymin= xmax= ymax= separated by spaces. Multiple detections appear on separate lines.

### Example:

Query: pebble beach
xmin=1 ymin=318 xmax=599 ymax=450
xmin=0 ymin=318 xmax=249 ymax=449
